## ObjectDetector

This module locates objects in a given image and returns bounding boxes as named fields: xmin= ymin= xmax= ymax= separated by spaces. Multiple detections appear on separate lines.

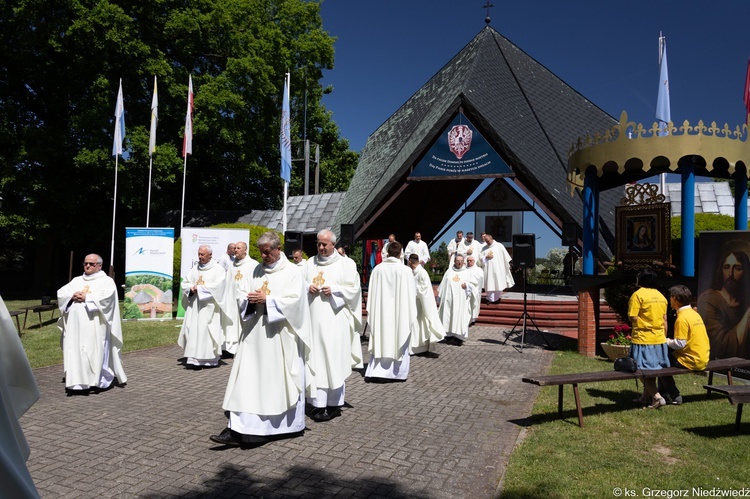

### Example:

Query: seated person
xmin=657 ymin=285 xmax=710 ymax=405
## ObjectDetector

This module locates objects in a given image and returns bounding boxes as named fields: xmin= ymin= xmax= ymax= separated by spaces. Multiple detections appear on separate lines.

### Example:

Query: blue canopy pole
xmin=681 ymin=161 xmax=695 ymax=277
xmin=734 ymin=165 xmax=748 ymax=230
xmin=582 ymin=167 xmax=599 ymax=275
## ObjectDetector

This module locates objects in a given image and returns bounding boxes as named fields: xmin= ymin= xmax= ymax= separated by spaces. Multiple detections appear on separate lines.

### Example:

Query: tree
xmin=0 ymin=0 xmax=357 ymax=257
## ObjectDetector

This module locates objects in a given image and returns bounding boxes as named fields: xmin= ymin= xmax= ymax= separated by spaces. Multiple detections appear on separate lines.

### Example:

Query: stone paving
xmin=21 ymin=325 xmax=554 ymax=498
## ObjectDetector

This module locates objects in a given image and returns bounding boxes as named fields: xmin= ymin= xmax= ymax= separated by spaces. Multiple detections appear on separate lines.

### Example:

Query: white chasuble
xmin=57 ymin=271 xmax=127 ymax=389
xmin=410 ymin=265 xmax=445 ymax=353
xmin=178 ymin=260 xmax=227 ymax=364
xmin=438 ymin=266 xmax=476 ymax=340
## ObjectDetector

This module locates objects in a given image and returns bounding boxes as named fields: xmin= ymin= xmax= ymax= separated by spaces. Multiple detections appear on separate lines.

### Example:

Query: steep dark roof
xmin=238 ymin=192 xmax=345 ymax=235
xmin=333 ymin=26 xmax=621 ymax=257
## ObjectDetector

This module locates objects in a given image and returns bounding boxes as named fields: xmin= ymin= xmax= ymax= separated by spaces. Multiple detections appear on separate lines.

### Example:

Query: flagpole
xmin=181 ymin=75 xmax=194 ymax=236
xmin=146 ymin=155 xmax=153 ymax=227
xmin=110 ymin=79 xmax=125 ymax=278
xmin=110 ymin=154 xmax=119 ymax=276
xmin=280 ymin=72 xmax=291 ymax=234
xmin=180 ymin=155 xmax=187 ymax=233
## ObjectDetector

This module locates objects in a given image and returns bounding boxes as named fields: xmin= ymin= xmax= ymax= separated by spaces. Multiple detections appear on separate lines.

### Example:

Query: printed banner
xmin=409 ymin=112 xmax=513 ymax=179
xmin=178 ymin=228 xmax=250 ymax=318
xmin=124 ymin=228 xmax=175 ymax=320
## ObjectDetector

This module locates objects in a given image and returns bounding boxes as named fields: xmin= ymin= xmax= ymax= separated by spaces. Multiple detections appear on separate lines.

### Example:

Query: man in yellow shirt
xmin=658 ymin=285 xmax=711 ymax=405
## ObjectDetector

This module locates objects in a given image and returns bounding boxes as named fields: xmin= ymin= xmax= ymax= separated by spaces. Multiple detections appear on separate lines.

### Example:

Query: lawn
xmin=6 ymin=299 xmax=180 ymax=369
xmin=499 ymin=349 xmax=750 ymax=498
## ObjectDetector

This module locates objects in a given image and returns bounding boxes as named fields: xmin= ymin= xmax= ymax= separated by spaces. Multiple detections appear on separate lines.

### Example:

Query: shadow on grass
xmin=683 ymin=423 xmax=749 ymax=437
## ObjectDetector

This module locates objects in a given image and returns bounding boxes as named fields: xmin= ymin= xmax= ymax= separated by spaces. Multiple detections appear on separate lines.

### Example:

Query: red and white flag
xmin=182 ymin=75 xmax=194 ymax=157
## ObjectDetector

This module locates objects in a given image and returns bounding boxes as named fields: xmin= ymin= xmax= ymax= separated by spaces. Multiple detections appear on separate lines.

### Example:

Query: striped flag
xmin=112 ymin=79 xmax=126 ymax=156
xmin=280 ymin=73 xmax=292 ymax=183
xmin=182 ymin=75 xmax=194 ymax=158
xmin=744 ymin=59 xmax=750 ymax=117
xmin=656 ymin=34 xmax=671 ymax=136
xmin=149 ymin=76 xmax=158 ymax=156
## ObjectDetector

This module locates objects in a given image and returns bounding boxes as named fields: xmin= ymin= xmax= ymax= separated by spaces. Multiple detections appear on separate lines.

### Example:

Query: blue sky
xmin=318 ymin=1 xmax=750 ymax=256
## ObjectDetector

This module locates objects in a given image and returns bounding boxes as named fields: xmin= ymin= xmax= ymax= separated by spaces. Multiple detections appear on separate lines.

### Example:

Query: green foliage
xmin=428 ymin=242 xmax=449 ymax=281
xmin=0 ymin=0 xmax=357 ymax=256
xmin=122 ymin=301 xmax=144 ymax=320
xmin=670 ymin=213 xmax=741 ymax=240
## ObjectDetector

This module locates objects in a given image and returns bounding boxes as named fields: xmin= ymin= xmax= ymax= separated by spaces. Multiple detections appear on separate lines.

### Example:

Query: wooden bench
xmin=8 ymin=310 xmax=23 ymax=333
xmin=21 ymin=303 xmax=58 ymax=329
xmin=522 ymin=357 xmax=750 ymax=427
xmin=702 ymin=384 xmax=750 ymax=431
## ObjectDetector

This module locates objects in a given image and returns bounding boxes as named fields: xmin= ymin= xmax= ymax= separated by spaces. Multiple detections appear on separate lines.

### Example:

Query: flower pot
xmin=600 ymin=343 xmax=630 ymax=361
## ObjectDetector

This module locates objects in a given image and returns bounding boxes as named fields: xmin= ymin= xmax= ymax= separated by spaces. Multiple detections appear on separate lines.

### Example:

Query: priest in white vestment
xmin=210 ymin=232 xmax=314 ymax=448
xmin=292 ymin=249 xmax=306 ymax=267
xmin=57 ymin=254 xmax=127 ymax=393
xmin=408 ymin=254 xmax=445 ymax=355
xmin=460 ymin=232 xmax=484 ymax=268
xmin=0 ymin=295 xmax=41 ymax=498
xmin=220 ymin=242 xmax=259 ymax=355
xmin=446 ymin=230 xmax=466 ymax=267
xmin=304 ymin=230 xmax=362 ymax=422
xmin=480 ymin=233 xmax=514 ymax=303
xmin=404 ymin=232 xmax=430 ymax=266
xmin=380 ymin=233 xmax=404 ymax=261
xmin=178 ymin=245 xmax=228 ymax=368
xmin=217 ymin=242 xmax=236 ymax=271
xmin=365 ymin=241 xmax=417 ymax=381
xmin=466 ymin=255 xmax=484 ymax=325
xmin=438 ymin=255 xmax=477 ymax=345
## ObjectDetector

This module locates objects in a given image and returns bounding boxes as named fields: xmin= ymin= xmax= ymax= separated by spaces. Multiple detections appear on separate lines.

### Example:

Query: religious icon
xmin=452 ymin=274 xmax=461 ymax=282
xmin=234 ymin=270 xmax=243 ymax=281
xmin=258 ymin=280 xmax=271 ymax=295
xmin=312 ymin=271 xmax=325 ymax=288
xmin=81 ymin=285 xmax=90 ymax=295
xmin=196 ymin=275 xmax=205 ymax=286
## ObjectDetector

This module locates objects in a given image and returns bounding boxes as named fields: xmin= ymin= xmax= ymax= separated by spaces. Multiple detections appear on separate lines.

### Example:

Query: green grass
xmin=500 ymin=348 xmax=750 ymax=498
xmin=6 ymin=299 xmax=180 ymax=369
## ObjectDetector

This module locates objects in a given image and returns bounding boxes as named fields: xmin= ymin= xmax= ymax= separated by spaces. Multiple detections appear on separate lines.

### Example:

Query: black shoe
xmin=221 ymin=350 xmax=234 ymax=359
xmin=311 ymin=407 xmax=340 ymax=422
xmin=209 ymin=428 xmax=242 ymax=447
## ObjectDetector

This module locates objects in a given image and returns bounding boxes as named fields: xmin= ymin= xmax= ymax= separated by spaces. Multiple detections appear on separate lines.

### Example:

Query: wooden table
xmin=703 ymin=384 xmax=750 ymax=431
xmin=21 ymin=304 xmax=58 ymax=329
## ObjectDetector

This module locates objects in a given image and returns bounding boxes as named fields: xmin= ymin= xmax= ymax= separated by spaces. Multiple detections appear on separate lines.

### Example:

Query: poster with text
xmin=124 ymin=228 xmax=175 ymax=320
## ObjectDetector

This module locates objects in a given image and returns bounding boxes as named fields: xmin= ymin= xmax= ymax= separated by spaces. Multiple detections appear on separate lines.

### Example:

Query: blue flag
xmin=656 ymin=35 xmax=671 ymax=136
xmin=280 ymin=74 xmax=292 ymax=183
xmin=112 ymin=80 xmax=126 ymax=156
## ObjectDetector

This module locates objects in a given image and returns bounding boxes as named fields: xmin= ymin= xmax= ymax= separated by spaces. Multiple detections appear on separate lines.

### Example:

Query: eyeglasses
xmin=83 ymin=262 xmax=101 ymax=267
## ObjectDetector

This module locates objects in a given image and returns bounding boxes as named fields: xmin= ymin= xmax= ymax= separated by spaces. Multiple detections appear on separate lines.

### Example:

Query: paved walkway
xmin=22 ymin=326 xmax=554 ymax=498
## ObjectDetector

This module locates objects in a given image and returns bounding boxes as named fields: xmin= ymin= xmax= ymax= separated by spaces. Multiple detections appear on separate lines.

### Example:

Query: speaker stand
xmin=502 ymin=266 xmax=553 ymax=352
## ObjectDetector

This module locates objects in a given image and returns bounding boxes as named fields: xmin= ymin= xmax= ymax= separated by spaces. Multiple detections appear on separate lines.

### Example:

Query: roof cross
xmin=482 ymin=1 xmax=494 ymax=24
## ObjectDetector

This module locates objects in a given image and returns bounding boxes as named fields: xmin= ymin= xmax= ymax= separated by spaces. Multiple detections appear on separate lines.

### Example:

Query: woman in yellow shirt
xmin=628 ymin=268 xmax=670 ymax=408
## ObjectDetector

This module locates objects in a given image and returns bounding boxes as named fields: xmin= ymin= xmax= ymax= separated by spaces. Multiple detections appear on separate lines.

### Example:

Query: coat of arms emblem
xmin=447 ymin=124 xmax=472 ymax=160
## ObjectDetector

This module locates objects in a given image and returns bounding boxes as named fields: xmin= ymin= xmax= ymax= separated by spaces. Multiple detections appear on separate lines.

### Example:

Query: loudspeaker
xmin=283 ymin=231 xmax=303 ymax=258
xmin=512 ymin=233 xmax=536 ymax=268
xmin=340 ymin=224 xmax=355 ymax=246
xmin=562 ymin=222 xmax=579 ymax=246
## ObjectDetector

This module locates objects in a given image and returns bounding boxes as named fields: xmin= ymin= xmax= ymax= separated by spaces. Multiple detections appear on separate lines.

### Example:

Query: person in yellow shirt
xmin=658 ymin=285 xmax=710 ymax=405
xmin=628 ymin=268 xmax=669 ymax=409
